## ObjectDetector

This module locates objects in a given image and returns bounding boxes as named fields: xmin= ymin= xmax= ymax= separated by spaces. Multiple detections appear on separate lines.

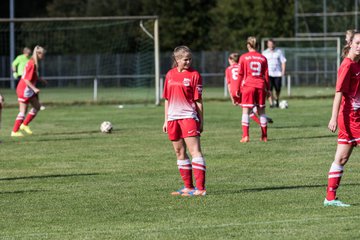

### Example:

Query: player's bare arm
xmin=328 ymin=92 xmax=342 ymax=133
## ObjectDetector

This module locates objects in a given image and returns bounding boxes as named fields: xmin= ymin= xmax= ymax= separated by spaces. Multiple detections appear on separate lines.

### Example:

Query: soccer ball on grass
xmin=279 ymin=100 xmax=288 ymax=109
xmin=100 ymin=121 xmax=113 ymax=133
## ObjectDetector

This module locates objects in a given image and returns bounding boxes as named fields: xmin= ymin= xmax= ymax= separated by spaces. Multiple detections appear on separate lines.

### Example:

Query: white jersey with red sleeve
xmin=163 ymin=67 xmax=203 ymax=121
xmin=238 ymin=51 xmax=269 ymax=91
xmin=225 ymin=64 xmax=240 ymax=97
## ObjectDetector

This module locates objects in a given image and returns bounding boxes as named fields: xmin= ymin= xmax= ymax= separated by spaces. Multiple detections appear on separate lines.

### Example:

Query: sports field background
xmin=0 ymin=87 xmax=359 ymax=239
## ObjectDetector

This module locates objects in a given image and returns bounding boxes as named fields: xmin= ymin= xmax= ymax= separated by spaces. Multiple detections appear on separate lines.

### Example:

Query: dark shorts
xmin=270 ymin=76 xmax=282 ymax=92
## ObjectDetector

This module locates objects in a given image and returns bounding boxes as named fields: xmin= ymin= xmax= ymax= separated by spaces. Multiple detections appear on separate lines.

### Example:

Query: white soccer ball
xmin=279 ymin=100 xmax=288 ymax=109
xmin=100 ymin=121 xmax=113 ymax=133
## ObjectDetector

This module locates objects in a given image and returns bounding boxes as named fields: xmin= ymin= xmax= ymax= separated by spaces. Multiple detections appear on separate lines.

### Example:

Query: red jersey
xmin=336 ymin=58 xmax=360 ymax=113
xmin=238 ymin=51 xmax=269 ymax=91
xmin=225 ymin=64 xmax=240 ymax=96
xmin=163 ymin=67 xmax=203 ymax=121
xmin=17 ymin=59 xmax=38 ymax=90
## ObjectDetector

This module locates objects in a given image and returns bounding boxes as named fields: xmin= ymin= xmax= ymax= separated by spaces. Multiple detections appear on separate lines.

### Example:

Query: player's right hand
xmin=328 ymin=118 xmax=337 ymax=133
xmin=12 ymin=72 xmax=18 ymax=79
xmin=162 ymin=122 xmax=167 ymax=133
xmin=34 ymin=88 xmax=40 ymax=94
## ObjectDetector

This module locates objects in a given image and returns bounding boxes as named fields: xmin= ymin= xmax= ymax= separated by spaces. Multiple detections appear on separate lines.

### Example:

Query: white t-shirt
xmin=262 ymin=48 xmax=286 ymax=77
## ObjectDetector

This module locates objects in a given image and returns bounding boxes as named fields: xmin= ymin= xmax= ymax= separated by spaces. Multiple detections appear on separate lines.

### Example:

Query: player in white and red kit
xmin=11 ymin=46 xmax=46 ymax=137
xmin=238 ymin=37 xmax=269 ymax=143
xmin=226 ymin=53 xmax=260 ymax=124
xmin=163 ymin=46 xmax=206 ymax=196
xmin=324 ymin=31 xmax=360 ymax=207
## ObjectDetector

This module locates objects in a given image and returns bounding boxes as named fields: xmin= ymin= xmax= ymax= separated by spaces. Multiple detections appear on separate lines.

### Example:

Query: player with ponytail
xmin=11 ymin=45 xmax=46 ymax=137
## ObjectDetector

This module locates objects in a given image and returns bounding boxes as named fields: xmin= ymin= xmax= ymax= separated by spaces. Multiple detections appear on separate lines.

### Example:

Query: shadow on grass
xmin=271 ymin=134 xmax=334 ymax=142
xmin=0 ymin=189 xmax=46 ymax=195
xmin=212 ymin=183 xmax=360 ymax=194
xmin=0 ymin=173 xmax=100 ymax=182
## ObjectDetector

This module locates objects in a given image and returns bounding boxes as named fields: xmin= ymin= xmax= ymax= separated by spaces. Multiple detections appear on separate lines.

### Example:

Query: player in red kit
xmin=324 ymin=31 xmax=360 ymax=207
xmin=11 ymin=46 xmax=46 ymax=137
xmin=226 ymin=53 xmax=260 ymax=124
xmin=238 ymin=36 xmax=269 ymax=143
xmin=163 ymin=46 xmax=206 ymax=196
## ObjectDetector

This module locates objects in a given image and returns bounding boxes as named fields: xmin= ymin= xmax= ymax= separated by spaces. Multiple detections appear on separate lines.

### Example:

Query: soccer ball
xmin=100 ymin=121 xmax=113 ymax=133
xmin=279 ymin=100 xmax=288 ymax=109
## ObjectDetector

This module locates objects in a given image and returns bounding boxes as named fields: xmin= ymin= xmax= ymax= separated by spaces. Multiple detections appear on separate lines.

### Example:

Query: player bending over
xmin=163 ymin=46 xmax=206 ymax=196
xmin=239 ymin=37 xmax=270 ymax=143
xmin=11 ymin=45 xmax=46 ymax=137
xmin=324 ymin=30 xmax=360 ymax=207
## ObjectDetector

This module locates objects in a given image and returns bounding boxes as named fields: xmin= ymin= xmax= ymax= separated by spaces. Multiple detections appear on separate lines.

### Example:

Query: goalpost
xmin=0 ymin=16 xmax=161 ymax=105
xmin=260 ymin=37 xmax=341 ymax=96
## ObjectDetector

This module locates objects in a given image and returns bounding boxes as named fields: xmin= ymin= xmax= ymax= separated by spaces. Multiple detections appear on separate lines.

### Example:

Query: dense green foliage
xmin=0 ymin=95 xmax=360 ymax=239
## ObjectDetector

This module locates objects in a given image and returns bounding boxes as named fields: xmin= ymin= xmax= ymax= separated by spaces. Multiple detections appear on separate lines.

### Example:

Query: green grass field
xmin=1 ymin=94 xmax=360 ymax=239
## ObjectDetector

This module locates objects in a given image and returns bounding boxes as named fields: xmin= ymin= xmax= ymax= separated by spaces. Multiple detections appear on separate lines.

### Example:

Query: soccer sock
xmin=326 ymin=163 xmax=344 ymax=201
xmin=177 ymin=159 xmax=194 ymax=189
xmin=242 ymin=113 xmax=250 ymax=137
xmin=13 ymin=112 xmax=25 ymax=132
xmin=23 ymin=108 xmax=38 ymax=126
xmin=192 ymin=156 xmax=206 ymax=190
xmin=260 ymin=114 xmax=267 ymax=138
xmin=250 ymin=113 xmax=260 ymax=125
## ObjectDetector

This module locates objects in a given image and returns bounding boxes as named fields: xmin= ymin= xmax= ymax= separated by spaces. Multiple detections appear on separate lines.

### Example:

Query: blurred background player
xmin=162 ymin=46 xmax=206 ymax=196
xmin=11 ymin=46 xmax=46 ymax=137
xmin=226 ymin=53 xmax=261 ymax=125
xmin=12 ymin=47 xmax=31 ymax=87
xmin=324 ymin=31 xmax=360 ymax=207
xmin=262 ymin=39 xmax=286 ymax=108
xmin=239 ymin=36 xmax=269 ymax=143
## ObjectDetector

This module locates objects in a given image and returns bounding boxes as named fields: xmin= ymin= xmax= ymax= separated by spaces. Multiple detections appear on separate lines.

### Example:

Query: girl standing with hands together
xmin=163 ymin=46 xmax=206 ymax=196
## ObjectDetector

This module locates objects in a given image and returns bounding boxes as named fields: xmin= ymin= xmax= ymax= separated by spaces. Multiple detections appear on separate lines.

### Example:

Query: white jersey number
xmin=250 ymin=62 xmax=261 ymax=76
xmin=231 ymin=68 xmax=239 ymax=80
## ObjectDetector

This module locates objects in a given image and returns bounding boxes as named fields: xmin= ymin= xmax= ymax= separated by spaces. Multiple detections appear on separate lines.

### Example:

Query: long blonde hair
xmin=32 ymin=45 xmax=46 ymax=70
xmin=172 ymin=45 xmax=192 ymax=68
xmin=247 ymin=36 xmax=258 ymax=50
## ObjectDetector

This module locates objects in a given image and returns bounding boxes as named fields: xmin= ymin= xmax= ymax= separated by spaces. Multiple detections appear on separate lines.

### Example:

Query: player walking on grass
xmin=163 ymin=46 xmax=206 ymax=196
xmin=239 ymin=37 xmax=269 ymax=143
xmin=226 ymin=53 xmax=261 ymax=124
xmin=11 ymin=46 xmax=46 ymax=137
xmin=324 ymin=31 xmax=360 ymax=207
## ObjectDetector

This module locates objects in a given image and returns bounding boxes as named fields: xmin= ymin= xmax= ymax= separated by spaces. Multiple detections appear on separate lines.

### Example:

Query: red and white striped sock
xmin=260 ymin=114 xmax=267 ymax=138
xmin=242 ymin=113 xmax=249 ymax=137
xmin=23 ymin=108 xmax=37 ymax=126
xmin=13 ymin=112 xmax=25 ymax=132
xmin=192 ymin=156 xmax=206 ymax=190
xmin=177 ymin=159 xmax=194 ymax=189
xmin=326 ymin=163 xmax=344 ymax=201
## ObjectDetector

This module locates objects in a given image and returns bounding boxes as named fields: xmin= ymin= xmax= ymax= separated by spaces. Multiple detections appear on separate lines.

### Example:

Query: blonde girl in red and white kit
xmin=11 ymin=45 xmax=46 ymax=137
xmin=238 ymin=37 xmax=269 ymax=142
xmin=324 ymin=31 xmax=360 ymax=207
xmin=163 ymin=46 xmax=206 ymax=196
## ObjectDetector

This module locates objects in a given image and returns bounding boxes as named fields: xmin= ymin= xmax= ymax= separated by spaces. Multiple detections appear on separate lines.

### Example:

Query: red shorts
xmin=17 ymin=86 xmax=37 ymax=104
xmin=167 ymin=118 xmax=200 ymax=141
xmin=241 ymin=86 xmax=266 ymax=108
xmin=338 ymin=111 xmax=360 ymax=145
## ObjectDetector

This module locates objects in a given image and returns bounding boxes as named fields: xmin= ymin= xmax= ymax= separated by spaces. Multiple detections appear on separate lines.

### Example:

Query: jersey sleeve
xmin=225 ymin=68 xmax=231 ymax=85
xmin=193 ymin=72 xmax=203 ymax=101
xmin=238 ymin=57 xmax=245 ymax=91
xmin=22 ymin=61 xmax=35 ymax=81
xmin=279 ymin=50 xmax=287 ymax=63
xmin=12 ymin=56 xmax=20 ymax=67
xmin=162 ymin=72 xmax=170 ymax=100
xmin=336 ymin=63 xmax=351 ymax=93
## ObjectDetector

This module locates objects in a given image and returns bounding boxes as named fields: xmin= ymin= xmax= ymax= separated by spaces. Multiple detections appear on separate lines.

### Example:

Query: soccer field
xmin=0 ymin=98 xmax=360 ymax=239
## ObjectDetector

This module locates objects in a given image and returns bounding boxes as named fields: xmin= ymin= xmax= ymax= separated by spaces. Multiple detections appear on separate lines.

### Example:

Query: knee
xmin=174 ymin=147 xmax=186 ymax=159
